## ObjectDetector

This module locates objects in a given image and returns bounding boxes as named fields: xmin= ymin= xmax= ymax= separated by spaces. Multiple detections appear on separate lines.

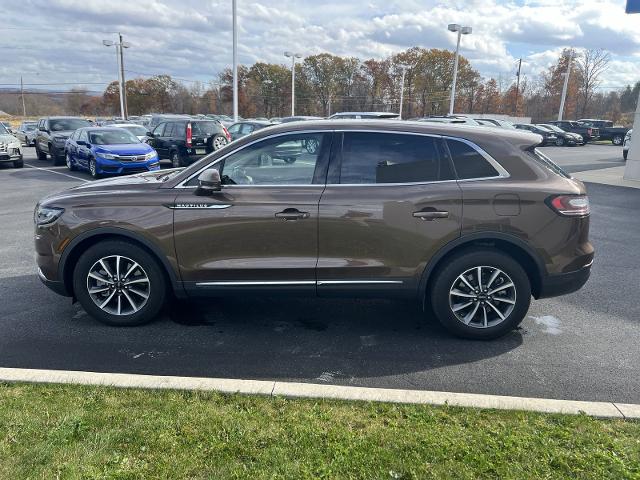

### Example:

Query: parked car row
xmin=514 ymin=123 xmax=585 ymax=147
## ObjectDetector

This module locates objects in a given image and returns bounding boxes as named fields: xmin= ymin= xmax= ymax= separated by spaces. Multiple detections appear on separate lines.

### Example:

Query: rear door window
xmin=446 ymin=139 xmax=500 ymax=180
xmin=338 ymin=132 xmax=455 ymax=184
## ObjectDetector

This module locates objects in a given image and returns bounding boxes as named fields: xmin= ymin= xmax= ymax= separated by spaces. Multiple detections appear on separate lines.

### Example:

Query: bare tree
xmin=576 ymin=48 xmax=611 ymax=118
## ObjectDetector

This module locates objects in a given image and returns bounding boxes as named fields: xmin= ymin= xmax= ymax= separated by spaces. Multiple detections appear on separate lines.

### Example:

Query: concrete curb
xmin=0 ymin=367 xmax=637 ymax=419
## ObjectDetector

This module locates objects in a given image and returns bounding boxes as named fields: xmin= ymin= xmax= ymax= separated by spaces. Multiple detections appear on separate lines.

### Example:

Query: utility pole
xmin=399 ymin=65 xmax=408 ymax=119
xmin=514 ymin=58 xmax=522 ymax=116
xmin=447 ymin=24 xmax=472 ymax=116
xmin=118 ymin=33 xmax=128 ymax=120
xmin=558 ymin=51 xmax=573 ymax=121
xmin=20 ymin=76 xmax=26 ymax=117
xmin=232 ymin=0 xmax=238 ymax=122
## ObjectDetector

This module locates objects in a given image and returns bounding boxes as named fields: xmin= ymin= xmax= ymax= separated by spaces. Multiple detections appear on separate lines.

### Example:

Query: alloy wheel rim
xmin=90 ymin=160 xmax=96 ymax=176
xmin=449 ymin=266 xmax=516 ymax=329
xmin=172 ymin=153 xmax=179 ymax=167
xmin=86 ymin=255 xmax=150 ymax=316
xmin=66 ymin=154 xmax=71 ymax=168
xmin=214 ymin=136 xmax=227 ymax=150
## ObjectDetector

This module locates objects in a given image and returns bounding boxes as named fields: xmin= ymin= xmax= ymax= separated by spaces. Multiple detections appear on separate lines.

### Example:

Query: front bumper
xmin=537 ymin=262 xmax=592 ymax=299
xmin=38 ymin=267 xmax=70 ymax=297
xmin=0 ymin=147 xmax=22 ymax=162
xmin=95 ymin=156 xmax=160 ymax=175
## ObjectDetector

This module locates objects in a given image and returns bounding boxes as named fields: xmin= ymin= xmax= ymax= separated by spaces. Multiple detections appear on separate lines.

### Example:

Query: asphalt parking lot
xmin=1 ymin=144 xmax=638 ymax=404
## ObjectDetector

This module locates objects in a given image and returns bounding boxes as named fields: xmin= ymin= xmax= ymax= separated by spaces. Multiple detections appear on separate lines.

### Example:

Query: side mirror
xmin=146 ymin=132 xmax=154 ymax=137
xmin=76 ymin=140 xmax=87 ymax=146
xmin=196 ymin=169 xmax=222 ymax=195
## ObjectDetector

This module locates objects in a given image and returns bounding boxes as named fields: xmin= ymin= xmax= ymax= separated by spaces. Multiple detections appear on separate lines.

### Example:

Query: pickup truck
xmin=548 ymin=120 xmax=599 ymax=143
xmin=577 ymin=119 xmax=630 ymax=146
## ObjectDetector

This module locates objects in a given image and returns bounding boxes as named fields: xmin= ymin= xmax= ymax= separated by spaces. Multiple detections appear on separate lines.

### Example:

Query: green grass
xmin=0 ymin=383 xmax=639 ymax=479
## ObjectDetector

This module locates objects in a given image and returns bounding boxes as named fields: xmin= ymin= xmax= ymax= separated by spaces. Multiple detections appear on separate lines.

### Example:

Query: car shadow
xmin=0 ymin=273 xmax=524 ymax=383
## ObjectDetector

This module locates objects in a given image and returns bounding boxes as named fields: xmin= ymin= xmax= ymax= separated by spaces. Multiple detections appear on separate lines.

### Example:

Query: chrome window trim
xmin=175 ymin=128 xmax=510 ymax=189
xmin=175 ymin=129 xmax=331 ymax=189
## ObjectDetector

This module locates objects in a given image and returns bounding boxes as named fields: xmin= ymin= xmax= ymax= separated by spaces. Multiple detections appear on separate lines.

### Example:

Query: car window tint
xmin=191 ymin=122 xmax=218 ymax=136
xmin=220 ymin=133 xmax=325 ymax=185
xmin=228 ymin=124 xmax=240 ymax=134
xmin=153 ymin=123 xmax=166 ymax=137
xmin=240 ymin=124 xmax=254 ymax=134
xmin=339 ymin=132 xmax=453 ymax=184
xmin=79 ymin=130 xmax=88 ymax=142
xmin=446 ymin=139 xmax=500 ymax=180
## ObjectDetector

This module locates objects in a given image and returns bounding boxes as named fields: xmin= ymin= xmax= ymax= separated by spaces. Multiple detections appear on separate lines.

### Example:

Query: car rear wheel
xmin=212 ymin=134 xmax=228 ymax=151
xmin=430 ymin=250 xmax=531 ymax=340
xmin=51 ymin=145 xmax=65 ymax=166
xmin=624 ymin=150 xmax=628 ymax=161
xmin=555 ymin=137 xmax=565 ymax=147
xmin=73 ymin=240 xmax=167 ymax=326
xmin=171 ymin=150 xmax=183 ymax=168
xmin=612 ymin=135 xmax=623 ymax=146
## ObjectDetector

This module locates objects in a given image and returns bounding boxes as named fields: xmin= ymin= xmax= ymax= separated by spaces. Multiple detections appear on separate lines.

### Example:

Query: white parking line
xmin=23 ymin=163 xmax=88 ymax=182
xmin=0 ymin=367 xmax=636 ymax=419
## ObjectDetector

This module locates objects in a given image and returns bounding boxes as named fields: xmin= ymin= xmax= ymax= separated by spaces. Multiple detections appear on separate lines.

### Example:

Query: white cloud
xmin=0 ymin=0 xmax=637 ymax=93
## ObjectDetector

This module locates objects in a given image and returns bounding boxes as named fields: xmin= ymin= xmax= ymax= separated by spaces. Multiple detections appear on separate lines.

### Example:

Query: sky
xmin=1 ymin=0 xmax=639 ymax=94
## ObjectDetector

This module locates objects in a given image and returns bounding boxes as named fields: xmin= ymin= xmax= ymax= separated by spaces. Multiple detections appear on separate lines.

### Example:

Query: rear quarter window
xmin=446 ymin=139 xmax=500 ymax=179
xmin=526 ymin=148 xmax=571 ymax=179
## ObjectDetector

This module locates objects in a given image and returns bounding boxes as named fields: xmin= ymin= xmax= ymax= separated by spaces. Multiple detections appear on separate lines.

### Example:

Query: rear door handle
xmin=413 ymin=210 xmax=449 ymax=220
xmin=275 ymin=208 xmax=310 ymax=221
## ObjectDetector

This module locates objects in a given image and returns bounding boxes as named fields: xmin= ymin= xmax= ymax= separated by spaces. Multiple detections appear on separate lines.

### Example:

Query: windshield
xmin=23 ymin=123 xmax=37 ymax=131
xmin=89 ymin=129 xmax=140 ymax=145
xmin=50 ymin=118 xmax=92 ymax=132
xmin=536 ymin=125 xmax=553 ymax=132
xmin=120 ymin=125 xmax=148 ymax=136
xmin=192 ymin=121 xmax=220 ymax=136
xmin=0 ymin=123 xmax=7 ymax=135
xmin=543 ymin=124 xmax=564 ymax=133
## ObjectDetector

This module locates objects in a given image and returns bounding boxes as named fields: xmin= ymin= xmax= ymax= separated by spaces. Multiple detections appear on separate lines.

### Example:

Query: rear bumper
xmin=537 ymin=263 xmax=591 ymax=299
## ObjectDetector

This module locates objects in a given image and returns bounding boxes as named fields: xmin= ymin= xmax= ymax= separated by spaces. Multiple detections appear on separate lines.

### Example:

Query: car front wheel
xmin=612 ymin=135 xmax=623 ymax=146
xmin=73 ymin=240 xmax=167 ymax=326
xmin=555 ymin=137 xmax=565 ymax=147
xmin=430 ymin=250 xmax=531 ymax=340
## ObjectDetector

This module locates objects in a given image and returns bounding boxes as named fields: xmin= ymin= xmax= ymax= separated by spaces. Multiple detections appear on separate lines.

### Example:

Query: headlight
xmin=97 ymin=152 xmax=118 ymax=159
xmin=34 ymin=205 xmax=64 ymax=226
xmin=53 ymin=136 xmax=66 ymax=144
xmin=144 ymin=151 xmax=157 ymax=160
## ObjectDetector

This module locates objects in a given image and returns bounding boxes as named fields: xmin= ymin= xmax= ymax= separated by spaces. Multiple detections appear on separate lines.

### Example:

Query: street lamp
xmin=284 ymin=51 xmax=302 ymax=116
xmin=398 ymin=65 xmax=410 ymax=120
xmin=447 ymin=23 xmax=472 ymax=116
xmin=103 ymin=35 xmax=130 ymax=120
xmin=232 ymin=0 xmax=238 ymax=122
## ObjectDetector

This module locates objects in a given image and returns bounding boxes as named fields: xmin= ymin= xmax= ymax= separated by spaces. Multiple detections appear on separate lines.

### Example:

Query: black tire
xmin=51 ymin=145 xmax=64 ymax=166
xmin=35 ymin=143 xmax=47 ymax=160
xmin=612 ymin=135 xmax=623 ymax=146
xmin=555 ymin=137 xmax=565 ymax=147
xmin=170 ymin=150 xmax=183 ymax=168
xmin=66 ymin=152 xmax=76 ymax=171
xmin=72 ymin=240 xmax=167 ymax=326
xmin=89 ymin=158 xmax=100 ymax=179
xmin=623 ymin=150 xmax=628 ymax=161
xmin=283 ymin=157 xmax=297 ymax=164
xmin=13 ymin=158 xmax=23 ymax=168
xmin=429 ymin=249 xmax=531 ymax=340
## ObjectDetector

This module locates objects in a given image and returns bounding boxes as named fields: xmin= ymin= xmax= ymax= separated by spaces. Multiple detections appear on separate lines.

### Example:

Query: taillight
xmin=546 ymin=195 xmax=590 ymax=217
xmin=186 ymin=122 xmax=192 ymax=148
xmin=223 ymin=126 xmax=231 ymax=141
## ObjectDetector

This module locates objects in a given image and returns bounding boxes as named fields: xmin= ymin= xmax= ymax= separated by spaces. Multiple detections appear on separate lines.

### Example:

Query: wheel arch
xmin=59 ymin=227 xmax=183 ymax=299
xmin=419 ymin=232 xmax=546 ymax=303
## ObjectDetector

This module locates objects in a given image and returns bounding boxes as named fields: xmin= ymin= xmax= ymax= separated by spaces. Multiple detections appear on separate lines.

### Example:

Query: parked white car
xmin=111 ymin=123 xmax=150 ymax=142
xmin=0 ymin=122 xmax=23 ymax=168
xmin=623 ymin=129 xmax=632 ymax=161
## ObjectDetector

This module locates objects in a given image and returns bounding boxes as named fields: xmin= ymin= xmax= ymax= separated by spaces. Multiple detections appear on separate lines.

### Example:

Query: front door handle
xmin=413 ymin=210 xmax=449 ymax=221
xmin=275 ymin=208 xmax=310 ymax=221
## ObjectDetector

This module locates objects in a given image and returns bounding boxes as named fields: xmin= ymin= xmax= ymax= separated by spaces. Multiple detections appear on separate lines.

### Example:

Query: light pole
xmin=447 ymin=23 xmax=472 ymax=116
xmin=398 ymin=65 xmax=409 ymax=119
xmin=103 ymin=34 xmax=130 ymax=120
xmin=232 ymin=0 xmax=238 ymax=121
xmin=557 ymin=51 xmax=574 ymax=121
xmin=284 ymin=51 xmax=302 ymax=116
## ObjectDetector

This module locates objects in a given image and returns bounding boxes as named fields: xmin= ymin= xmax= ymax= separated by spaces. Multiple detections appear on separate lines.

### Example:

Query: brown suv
xmin=34 ymin=121 xmax=593 ymax=339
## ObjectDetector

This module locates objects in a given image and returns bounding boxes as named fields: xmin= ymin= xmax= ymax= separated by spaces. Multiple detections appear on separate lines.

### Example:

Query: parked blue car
xmin=64 ymin=127 xmax=160 ymax=178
